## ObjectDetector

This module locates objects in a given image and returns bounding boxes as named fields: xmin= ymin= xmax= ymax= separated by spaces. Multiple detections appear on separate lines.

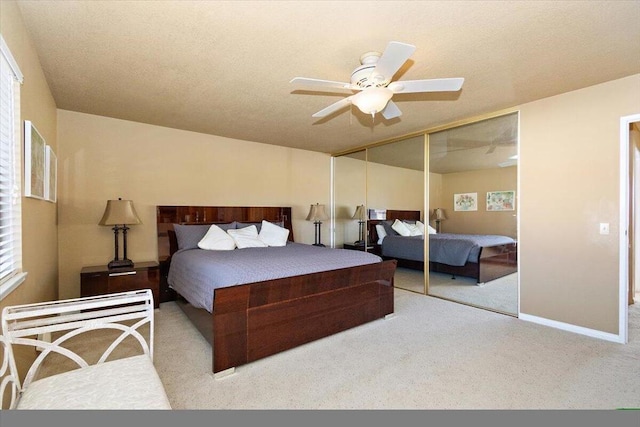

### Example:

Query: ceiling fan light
xmin=351 ymin=87 xmax=393 ymax=115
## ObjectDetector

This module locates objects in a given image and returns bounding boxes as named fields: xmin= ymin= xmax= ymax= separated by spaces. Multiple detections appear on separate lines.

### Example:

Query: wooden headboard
xmin=368 ymin=209 xmax=421 ymax=244
xmin=156 ymin=205 xmax=293 ymax=262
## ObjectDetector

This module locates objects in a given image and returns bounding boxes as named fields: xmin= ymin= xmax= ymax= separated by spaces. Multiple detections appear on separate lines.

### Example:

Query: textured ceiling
xmin=15 ymin=1 xmax=640 ymax=158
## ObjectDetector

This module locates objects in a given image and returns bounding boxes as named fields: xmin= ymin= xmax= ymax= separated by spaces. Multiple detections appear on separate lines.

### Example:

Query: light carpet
xmin=151 ymin=290 xmax=639 ymax=410
xmin=393 ymin=267 xmax=518 ymax=315
xmin=429 ymin=271 xmax=518 ymax=315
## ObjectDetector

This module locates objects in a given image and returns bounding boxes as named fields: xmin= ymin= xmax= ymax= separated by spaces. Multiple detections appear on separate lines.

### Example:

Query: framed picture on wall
xmin=487 ymin=190 xmax=515 ymax=211
xmin=45 ymin=145 xmax=57 ymax=203
xmin=24 ymin=120 xmax=46 ymax=199
xmin=454 ymin=192 xmax=477 ymax=211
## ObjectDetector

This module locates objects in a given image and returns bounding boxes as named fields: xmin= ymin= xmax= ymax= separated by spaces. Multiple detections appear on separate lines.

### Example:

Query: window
xmin=0 ymin=35 xmax=25 ymax=300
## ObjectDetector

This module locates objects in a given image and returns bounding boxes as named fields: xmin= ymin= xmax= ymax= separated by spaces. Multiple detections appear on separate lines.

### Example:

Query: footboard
xmin=212 ymin=259 xmax=397 ymax=374
xmin=429 ymin=242 xmax=517 ymax=284
xmin=478 ymin=242 xmax=517 ymax=283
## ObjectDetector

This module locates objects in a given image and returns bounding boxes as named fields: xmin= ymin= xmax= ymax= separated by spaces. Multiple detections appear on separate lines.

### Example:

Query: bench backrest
xmin=0 ymin=289 xmax=155 ymax=409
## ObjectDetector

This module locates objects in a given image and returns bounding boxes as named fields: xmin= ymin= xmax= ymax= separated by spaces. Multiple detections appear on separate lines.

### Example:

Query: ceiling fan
xmin=290 ymin=41 xmax=464 ymax=120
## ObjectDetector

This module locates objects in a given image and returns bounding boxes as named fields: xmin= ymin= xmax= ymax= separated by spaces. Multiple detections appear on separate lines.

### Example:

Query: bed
xmin=156 ymin=205 xmax=397 ymax=376
xmin=369 ymin=210 xmax=517 ymax=284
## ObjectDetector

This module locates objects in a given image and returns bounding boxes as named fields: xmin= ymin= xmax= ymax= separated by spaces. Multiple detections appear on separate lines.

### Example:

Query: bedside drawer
xmin=81 ymin=262 xmax=160 ymax=308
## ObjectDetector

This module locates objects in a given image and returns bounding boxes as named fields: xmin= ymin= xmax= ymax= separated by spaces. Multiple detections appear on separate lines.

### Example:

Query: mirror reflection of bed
xmin=372 ymin=208 xmax=517 ymax=314
xmin=427 ymin=112 xmax=519 ymax=316
xmin=332 ymin=112 xmax=518 ymax=316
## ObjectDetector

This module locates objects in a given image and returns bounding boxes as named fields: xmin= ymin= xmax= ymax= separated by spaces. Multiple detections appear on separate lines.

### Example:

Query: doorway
xmin=620 ymin=114 xmax=640 ymax=344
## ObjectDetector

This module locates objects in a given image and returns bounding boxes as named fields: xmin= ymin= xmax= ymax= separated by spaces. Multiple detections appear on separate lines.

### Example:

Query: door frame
xmin=618 ymin=113 xmax=640 ymax=344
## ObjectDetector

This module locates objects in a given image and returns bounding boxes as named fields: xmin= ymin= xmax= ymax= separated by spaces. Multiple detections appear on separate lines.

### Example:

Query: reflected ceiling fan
xmin=485 ymin=127 xmax=518 ymax=154
xmin=290 ymin=41 xmax=464 ymax=120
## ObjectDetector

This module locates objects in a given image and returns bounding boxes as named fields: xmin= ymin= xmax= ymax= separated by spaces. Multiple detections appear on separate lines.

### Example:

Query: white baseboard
xmin=519 ymin=313 xmax=625 ymax=344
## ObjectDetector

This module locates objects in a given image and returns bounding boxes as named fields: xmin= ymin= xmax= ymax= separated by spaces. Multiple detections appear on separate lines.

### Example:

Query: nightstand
xmin=80 ymin=261 xmax=160 ymax=308
xmin=343 ymin=243 xmax=374 ymax=252
xmin=343 ymin=243 xmax=383 ymax=256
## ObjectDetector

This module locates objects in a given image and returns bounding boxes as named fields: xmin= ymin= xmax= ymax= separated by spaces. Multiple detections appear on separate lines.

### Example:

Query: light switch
xmin=599 ymin=223 xmax=609 ymax=235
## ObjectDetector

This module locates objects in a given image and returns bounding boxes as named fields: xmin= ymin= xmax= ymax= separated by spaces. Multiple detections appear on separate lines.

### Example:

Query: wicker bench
xmin=0 ymin=289 xmax=171 ymax=409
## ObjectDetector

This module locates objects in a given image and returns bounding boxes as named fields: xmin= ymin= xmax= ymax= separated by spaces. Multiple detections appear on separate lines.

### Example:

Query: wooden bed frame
xmin=368 ymin=209 xmax=517 ymax=284
xmin=156 ymin=205 xmax=397 ymax=376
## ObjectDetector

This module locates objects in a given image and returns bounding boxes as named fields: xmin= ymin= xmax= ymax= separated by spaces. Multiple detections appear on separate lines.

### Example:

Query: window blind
xmin=0 ymin=35 xmax=25 ymax=299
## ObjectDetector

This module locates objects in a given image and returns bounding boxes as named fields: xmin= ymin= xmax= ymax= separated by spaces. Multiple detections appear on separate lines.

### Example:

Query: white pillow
xmin=404 ymin=222 xmax=423 ymax=236
xmin=428 ymin=225 xmax=437 ymax=234
xmin=415 ymin=220 xmax=425 ymax=235
xmin=391 ymin=219 xmax=412 ymax=237
xmin=259 ymin=220 xmax=289 ymax=247
xmin=227 ymin=225 xmax=268 ymax=249
xmin=375 ymin=224 xmax=387 ymax=244
xmin=197 ymin=224 xmax=236 ymax=250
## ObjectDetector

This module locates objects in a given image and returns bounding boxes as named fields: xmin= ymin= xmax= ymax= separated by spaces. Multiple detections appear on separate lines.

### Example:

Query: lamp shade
xmin=351 ymin=87 xmax=393 ymax=115
xmin=306 ymin=203 xmax=329 ymax=222
xmin=434 ymin=208 xmax=446 ymax=220
xmin=352 ymin=205 xmax=366 ymax=221
xmin=99 ymin=199 xmax=142 ymax=226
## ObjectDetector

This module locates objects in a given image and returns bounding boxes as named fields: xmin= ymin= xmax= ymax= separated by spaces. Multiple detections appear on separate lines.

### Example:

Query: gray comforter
xmin=167 ymin=242 xmax=382 ymax=312
xmin=382 ymin=233 xmax=516 ymax=266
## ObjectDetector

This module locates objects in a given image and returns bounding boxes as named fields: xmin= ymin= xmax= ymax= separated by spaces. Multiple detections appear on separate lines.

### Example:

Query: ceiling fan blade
xmin=311 ymin=97 xmax=353 ymax=118
xmin=371 ymin=41 xmax=416 ymax=82
xmin=290 ymin=77 xmax=357 ymax=92
xmin=381 ymin=100 xmax=402 ymax=119
xmin=388 ymin=77 xmax=464 ymax=93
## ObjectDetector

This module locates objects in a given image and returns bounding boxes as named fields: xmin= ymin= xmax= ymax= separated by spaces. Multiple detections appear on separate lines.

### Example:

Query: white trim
xmin=516 ymin=111 xmax=521 ymax=317
xmin=0 ymin=35 xmax=23 ymax=83
xmin=619 ymin=114 xmax=640 ymax=344
xmin=519 ymin=313 xmax=625 ymax=344
xmin=0 ymin=272 xmax=27 ymax=301
xmin=330 ymin=156 xmax=335 ymax=248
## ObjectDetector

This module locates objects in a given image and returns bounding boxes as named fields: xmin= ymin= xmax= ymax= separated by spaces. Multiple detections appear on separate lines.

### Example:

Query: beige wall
xmin=0 ymin=1 xmax=59 ymax=311
xmin=519 ymin=74 xmax=640 ymax=334
xmin=367 ymin=162 xmax=424 ymax=215
xmin=56 ymin=110 xmax=331 ymax=299
xmin=435 ymin=166 xmax=517 ymax=238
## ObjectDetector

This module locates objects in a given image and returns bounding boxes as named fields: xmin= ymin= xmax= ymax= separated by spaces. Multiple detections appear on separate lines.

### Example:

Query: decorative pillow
xmin=227 ymin=225 xmax=267 ymax=249
xmin=173 ymin=222 xmax=237 ymax=250
xmin=173 ymin=224 xmax=213 ymax=250
xmin=404 ymin=222 xmax=423 ymax=236
xmin=375 ymin=224 xmax=387 ymax=244
xmin=258 ymin=220 xmax=289 ymax=247
xmin=236 ymin=222 xmax=262 ymax=233
xmin=428 ymin=225 xmax=437 ymax=234
xmin=391 ymin=219 xmax=412 ymax=237
xmin=215 ymin=222 xmax=238 ymax=231
xmin=197 ymin=224 xmax=236 ymax=250
xmin=415 ymin=220 xmax=425 ymax=235
xmin=382 ymin=221 xmax=399 ymax=237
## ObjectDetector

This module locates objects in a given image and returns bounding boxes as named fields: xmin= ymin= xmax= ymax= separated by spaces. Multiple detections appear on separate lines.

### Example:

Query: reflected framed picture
xmin=487 ymin=190 xmax=515 ymax=211
xmin=454 ymin=192 xmax=478 ymax=211
xmin=24 ymin=120 xmax=46 ymax=199
xmin=45 ymin=145 xmax=57 ymax=203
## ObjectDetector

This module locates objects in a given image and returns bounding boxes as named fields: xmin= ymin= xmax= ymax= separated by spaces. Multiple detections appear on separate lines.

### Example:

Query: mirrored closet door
xmin=427 ymin=112 xmax=519 ymax=315
xmin=333 ymin=135 xmax=426 ymax=294
xmin=333 ymin=150 xmax=367 ymax=249
xmin=366 ymin=136 xmax=425 ymax=293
